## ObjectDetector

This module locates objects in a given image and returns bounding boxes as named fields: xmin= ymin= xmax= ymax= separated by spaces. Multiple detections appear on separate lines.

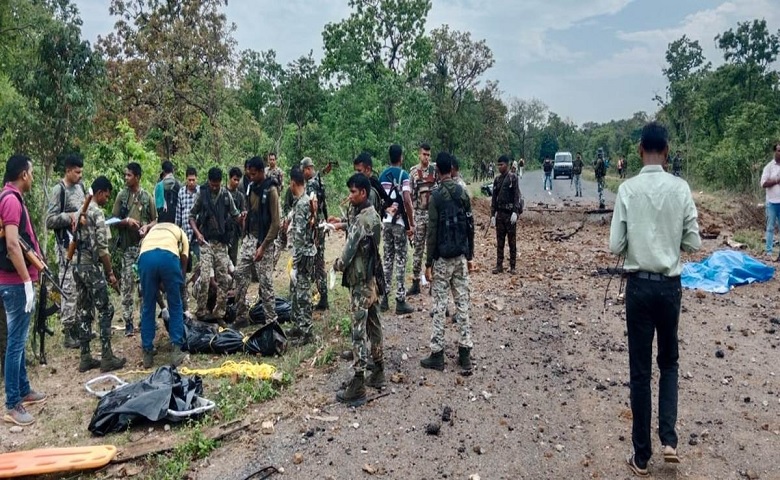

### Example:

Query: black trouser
xmin=495 ymin=210 xmax=516 ymax=269
xmin=625 ymin=274 xmax=681 ymax=466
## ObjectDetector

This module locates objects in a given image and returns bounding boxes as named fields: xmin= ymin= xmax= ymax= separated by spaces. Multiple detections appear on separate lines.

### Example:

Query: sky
xmin=72 ymin=0 xmax=779 ymax=126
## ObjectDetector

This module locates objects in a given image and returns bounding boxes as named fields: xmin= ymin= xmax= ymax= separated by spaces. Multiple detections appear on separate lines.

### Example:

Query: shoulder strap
xmin=59 ymin=180 xmax=66 ymax=213
xmin=0 ymin=190 xmax=28 ymax=232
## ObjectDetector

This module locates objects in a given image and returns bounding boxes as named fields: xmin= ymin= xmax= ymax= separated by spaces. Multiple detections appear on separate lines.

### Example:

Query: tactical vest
xmin=432 ymin=183 xmax=470 ymax=260
xmin=247 ymin=177 xmax=277 ymax=242
xmin=494 ymin=174 xmax=517 ymax=211
xmin=198 ymin=186 xmax=231 ymax=243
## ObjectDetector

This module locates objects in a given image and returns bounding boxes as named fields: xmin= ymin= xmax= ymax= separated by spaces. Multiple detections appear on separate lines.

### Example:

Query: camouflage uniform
xmin=305 ymin=174 xmax=327 ymax=299
xmin=426 ymin=179 xmax=474 ymax=353
xmin=290 ymin=193 xmax=316 ymax=334
xmin=490 ymin=171 xmax=522 ymax=271
xmin=74 ymin=201 xmax=115 ymax=358
xmin=265 ymin=166 xmax=284 ymax=193
xmin=382 ymin=224 xmax=407 ymax=300
xmin=338 ymin=203 xmax=383 ymax=373
xmin=189 ymin=186 xmax=239 ymax=320
xmin=226 ymin=187 xmax=246 ymax=267
xmin=112 ymin=188 xmax=156 ymax=333
xmin=595 ymin=157 xmax=606 ymax=208
xmin=45 ymin=181 xmax=86 ymax=339
xmin=235 ymin=178 xmax=279 ymax=323
xmin=409 ymin=163 xmax=437 ymax=281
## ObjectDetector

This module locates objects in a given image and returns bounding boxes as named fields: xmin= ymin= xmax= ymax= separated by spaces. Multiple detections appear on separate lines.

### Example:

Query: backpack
xmin=595 ymin=160 xmax=606 ymax=178
xmin=157 ymin=179 xmax=180 ymax=224
xmin=432 ymin=184 xmax=470 ymax=260
xmin=0 ymin=191 xmax=32 ymax=272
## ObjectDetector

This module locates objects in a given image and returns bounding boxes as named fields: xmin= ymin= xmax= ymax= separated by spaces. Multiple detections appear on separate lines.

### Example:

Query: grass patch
xmin=145 ymin=427 xmax=219 ymax=480
xmin=732 ymin=229 xmax=764 ymax=253
xmin=212 ymin=377 xmax=284 ymax=423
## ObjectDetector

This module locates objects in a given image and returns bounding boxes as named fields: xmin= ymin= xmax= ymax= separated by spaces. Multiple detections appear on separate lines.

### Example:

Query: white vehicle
xmin=553 ymin=151 xmax=573 ymax=179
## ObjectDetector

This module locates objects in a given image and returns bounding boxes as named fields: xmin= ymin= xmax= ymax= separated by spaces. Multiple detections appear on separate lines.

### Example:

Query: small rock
xmin=441 ymin=406 xmax=452 ymax=422
xmin=390 ymin=373 xmax=406 ymax=384
xmin=261 ymin=421 xmax=275 ymax=435
xmin=425 ymin=423 xmax=440 ymax=436
xmin=340 ymin=350 xmax=353 ymax=360
xmin=689 ymin=437 xmax=699 ymax=446
xmin=468 ymin=475 xmax=481 ymax=480
xmin=715 ymin=349 xmax=725 ymax=358
xmin=362 ymin=464 xmax=377 ymax=474
xmin=744 ymin=397 xmax=751 ymax=403
xmin=278 ymin=467 xmax=285 ymax=474
xmin=352 ymin=422 xmax=360 ymax=429
xmin=401 ymin=353 xmax=409 ymax=361
xmin=292 ymin=452 xmax=304 ymax=464
xmin=481 ymin=390 xmax=493 ymax=400
xmin=683 ymin=371 xmax=693 ymax=379
xmin=163 ymin=424 xmax=171 ymax=432
xmin=746 ymin=469 xmax=760 ymax=480
xmin=473 ymin=445 xmax=484 ymax=455
xmin=554 ymin=444 xmax=564 ymax=452
xmin=8 ymin=426 xmax=22 ymax=434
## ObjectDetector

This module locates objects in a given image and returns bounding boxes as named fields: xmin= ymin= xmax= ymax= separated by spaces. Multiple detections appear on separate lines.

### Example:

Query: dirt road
xmin=519 ymin=170 xmax=615 ymax=206
xmin=192 ymin=194 xmax=780 ymax=480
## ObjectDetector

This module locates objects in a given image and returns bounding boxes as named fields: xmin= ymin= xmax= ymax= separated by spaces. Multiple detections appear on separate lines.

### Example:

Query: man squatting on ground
xmin=610 ymin=121 xmax=700 ymax=477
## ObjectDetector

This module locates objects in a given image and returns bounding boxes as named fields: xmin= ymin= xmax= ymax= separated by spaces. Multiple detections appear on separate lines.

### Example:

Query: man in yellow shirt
xmin=610 ymin=122 xmax=700 ymax=477
xmin=138 ymin=222 xmax=190 ymax=368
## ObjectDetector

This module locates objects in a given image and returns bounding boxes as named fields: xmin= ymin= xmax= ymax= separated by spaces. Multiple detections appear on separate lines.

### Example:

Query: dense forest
xmin=1 ymin=0 xmax=779 ymax=247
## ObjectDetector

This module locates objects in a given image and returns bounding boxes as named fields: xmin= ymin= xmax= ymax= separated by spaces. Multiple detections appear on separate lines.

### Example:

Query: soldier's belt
xmin=498 ymin=204 xmax=515 ymax=211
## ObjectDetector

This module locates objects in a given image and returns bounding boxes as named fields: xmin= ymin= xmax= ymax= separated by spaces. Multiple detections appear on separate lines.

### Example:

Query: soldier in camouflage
xmin=420 ymin=153 xmax=475 ymax=375
xmin=112 ymin=162 xmax=157 ymax=336
xmin=45 ymin=154 xmax=86 ymax=348
xmin=332 ymin=174 xmax=385 ymax=407
xmin=490 ymin=155 xmax=522 ymax=274
xmin=234 ymin=157 xmax=279 ymax=326
xmin=265 ymin=152 xmax=284 ymax=193
xmin=288 ymin=167 xmax=315 ymax=344
xmin=266 ymin=152 xmax=286 ymax=271
xmin=595 ymin=149 xmax=607 ymax=209
xmin=189 ymin=167 xmax=240 ymax=322
xmin=408 ymin=143 xmax=437 ymax=296
xmin=226 ymin=167 xmax=247 ymax=267
xmin=301 ymin=157 xmax=330 ymax=310
xmin=74 ymin=176 xmax=126 ymax=373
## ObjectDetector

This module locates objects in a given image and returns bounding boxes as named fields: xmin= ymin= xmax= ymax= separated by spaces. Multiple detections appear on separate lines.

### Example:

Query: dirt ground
xmin=3 ymin=181 xmax=779 ymax=480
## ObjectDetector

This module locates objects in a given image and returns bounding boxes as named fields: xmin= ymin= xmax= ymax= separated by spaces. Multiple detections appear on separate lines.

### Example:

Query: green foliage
xmin=213 ymin=378 xmax=281 ymax=423
xmin=338 ymin=316 xmax=352 ymax=338
xmin=87 ymin=120 xmax=160 ymax=195
xmin=150 ymin=427 xmax=219 ymax=479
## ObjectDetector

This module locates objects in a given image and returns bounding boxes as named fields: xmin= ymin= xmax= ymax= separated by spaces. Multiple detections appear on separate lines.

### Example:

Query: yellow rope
xmin=124 ymin=360 xmax=278 ymax=381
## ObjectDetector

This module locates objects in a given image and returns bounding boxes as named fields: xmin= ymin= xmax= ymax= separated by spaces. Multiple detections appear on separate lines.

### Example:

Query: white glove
xmin=23 ymin=281 xmax=35 ymax=313
xmin=290 ymin=268 xmax=298 ymax=285
xmin=510 ymin=212 xmax=518 ymax=224
xmin=490 ymin=216 xmax=496 ymax=227
xmin=160 ymin=308 xmax=170 ymax=321
xmin=319 ymin=221 xmax=335 ymax=232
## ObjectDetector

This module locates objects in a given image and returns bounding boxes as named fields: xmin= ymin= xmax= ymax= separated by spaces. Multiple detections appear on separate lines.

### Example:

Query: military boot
xmin=335 ymin=372 xmax=367 ymax=407
xmin=78 ymin=354 xmax=101 ymax=373
xmin=142 ymin=349 xmax=155 ymax=369
xmin=379 ymin=295 xmax=389 ymax=312
xmin=63 ymin=325 xmax=80 ymax=349
xmin=100 ymin=345 xmax=127 ymax=373
xmin=458 ymin=346 xmax=473 ymax=375
xmin=420 ymin=350 xmax=445 ymax=371
xmin=395 ymin=299 xmax=414 ymax=315
xmin=365 ymin=361 xmax=385 ymax=389
xmin=314 ymin=292 xmax=329 ymax=311
xmin=407 ymin=279 xmax=421 ymax=296
xmin=492 ymin=265 xmax=503 ymax=274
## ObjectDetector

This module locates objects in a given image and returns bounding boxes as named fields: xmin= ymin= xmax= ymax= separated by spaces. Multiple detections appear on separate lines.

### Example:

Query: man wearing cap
xmin=490 ymin=155 xmax=522 ymax=274
xmin=301 ymin=157 xmax=330 ymax=310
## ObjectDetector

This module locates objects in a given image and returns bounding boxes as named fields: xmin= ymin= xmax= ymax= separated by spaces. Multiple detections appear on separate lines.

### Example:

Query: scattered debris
xmin=293 ymin=452 xmax=304 ymax=464
xmin=425 ymin=423 xmax=440 ymax=436
xmin=261 ymin=421 xmax=275 ymax=435
xmin=362 ymin=464 xmax=377 ymax=475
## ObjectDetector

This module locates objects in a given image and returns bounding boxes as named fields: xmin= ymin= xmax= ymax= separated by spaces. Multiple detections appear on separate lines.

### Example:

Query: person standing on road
xmin=378 ymin=144 xmax=415 ymax=315
xmin=408 ymin=143 xmax=437 ymax=297
xmin=420 ymin=152 xmax=475 ymax=375
xmin=594 ymin=149 xmax=607 ymax=209
xmin=609 ymin=122 xmax=701 ymax=477
xmin=760 ymin=143 xmax=780 ymax=258
xmin=517 ymin=158 xmax=524 ymax=179
xmin=112 ymin=162 xmax=157 ymax=337
xmin=45 ymin=153 xmax=86 ymax=349
xmin=333 ymin=174 xmax=385 ymax=407
xmin=490 ymin=155 xmax=521 ymax=274
xmin=542 ymin=157 xmax=553 ymax=191
xmin=0 ymin=155 xmax=46 ymax=426
xmin=74 ymin=176 xmax=126 ymax=374
xmin=138 ymin=222 xmax=189 ymax=368
xmin=572 ymin=152 xmax=584 ymax=197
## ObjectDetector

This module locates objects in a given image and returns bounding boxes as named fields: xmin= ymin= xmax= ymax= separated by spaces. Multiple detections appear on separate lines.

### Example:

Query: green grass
xmin=146 ymin=428 xmax=219 ymax=480
xmin=732 ymin=229 xmax=764 ymax=253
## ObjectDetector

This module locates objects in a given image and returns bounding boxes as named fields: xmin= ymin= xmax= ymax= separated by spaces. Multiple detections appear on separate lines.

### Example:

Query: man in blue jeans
xmin=610 ymin=123 xmax=701 ymax=477
xmin=138 ymin=222 xmax=190 ymax=368
xmin=760 ymin=143 xmax=780 ymax=258
xmin=0 ymin=155 xmax=46 ymax=426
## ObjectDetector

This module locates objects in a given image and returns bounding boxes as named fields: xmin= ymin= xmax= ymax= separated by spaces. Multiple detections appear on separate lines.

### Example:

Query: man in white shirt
xmin=760 ymin=143 xmax=780 ymax=257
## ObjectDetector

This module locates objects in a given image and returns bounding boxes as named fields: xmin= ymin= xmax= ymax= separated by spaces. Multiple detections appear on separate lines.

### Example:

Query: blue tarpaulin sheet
xmin=681 ymin=250 xmax=775 ymax=294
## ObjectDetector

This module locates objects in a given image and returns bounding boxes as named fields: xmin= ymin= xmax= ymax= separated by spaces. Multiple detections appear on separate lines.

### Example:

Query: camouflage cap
xmin=300 ymin=157 xmax=314 ymax=168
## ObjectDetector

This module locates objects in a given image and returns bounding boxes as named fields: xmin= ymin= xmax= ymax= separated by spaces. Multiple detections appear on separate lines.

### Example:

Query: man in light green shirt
xmin=608 ymin=122 xmax=700 ymax=477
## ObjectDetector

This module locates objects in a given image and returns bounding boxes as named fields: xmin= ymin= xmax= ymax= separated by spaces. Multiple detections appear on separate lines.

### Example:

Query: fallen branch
xmin=545 ymin=220 xmax=585 ymax=242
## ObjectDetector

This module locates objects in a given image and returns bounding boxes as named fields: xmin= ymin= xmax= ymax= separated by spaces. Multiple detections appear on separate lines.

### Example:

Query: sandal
xmin=626 ymin=454 xmax=649 ymax=477
xmin=663 ymin=445 xmax=680 ymax=463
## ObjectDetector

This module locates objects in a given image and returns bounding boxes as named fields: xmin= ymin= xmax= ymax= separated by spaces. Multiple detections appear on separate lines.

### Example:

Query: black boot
xmin=78 ymin=354 xmax=101 ymax=373
xmin=492 ymin=265 xmax=503 ymax=274
xmin=336 ymin=372 xmax=367 ymax=407
xmin=407 ymin=279 xmax=421 ymax=296
xmin=420 ymin=350 xmax=445 ymax=371
xmin=365 ymin=362 xmax=385 ymax=389
xmin=458 ymin=346 xmax=473 ymax=375
xmin=314 ymin=292 xmax=329 ymax=311
xmin=395 ymin=299 xmax=414 ymax=315
xmin=100 ymin=344 xmax=127 ymax=373
xmin=63 ymin=325 xmax=80 ymax=349
xmin=379 ymin=295 xmax=389 ymax=312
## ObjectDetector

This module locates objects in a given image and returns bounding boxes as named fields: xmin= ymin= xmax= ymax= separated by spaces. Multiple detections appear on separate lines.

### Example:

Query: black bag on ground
xmin=244 ymin=321 xmax=288 ymax=356
xmin=183 ymin=318 xmax=245 ymax=354
xmin=248 ymin=297 xmax=292 ymax=324
xmin=88 ymin=366 xmax=203 ymax=436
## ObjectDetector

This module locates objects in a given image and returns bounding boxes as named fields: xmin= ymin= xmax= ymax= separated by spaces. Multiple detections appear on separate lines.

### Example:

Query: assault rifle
xmin=384 ymin=180 xmax=412 ymax=246
xmin=17 ymin=237 xmax=67 ymax=365
xmin=62 ymin=192 xmax=93 ymax=287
